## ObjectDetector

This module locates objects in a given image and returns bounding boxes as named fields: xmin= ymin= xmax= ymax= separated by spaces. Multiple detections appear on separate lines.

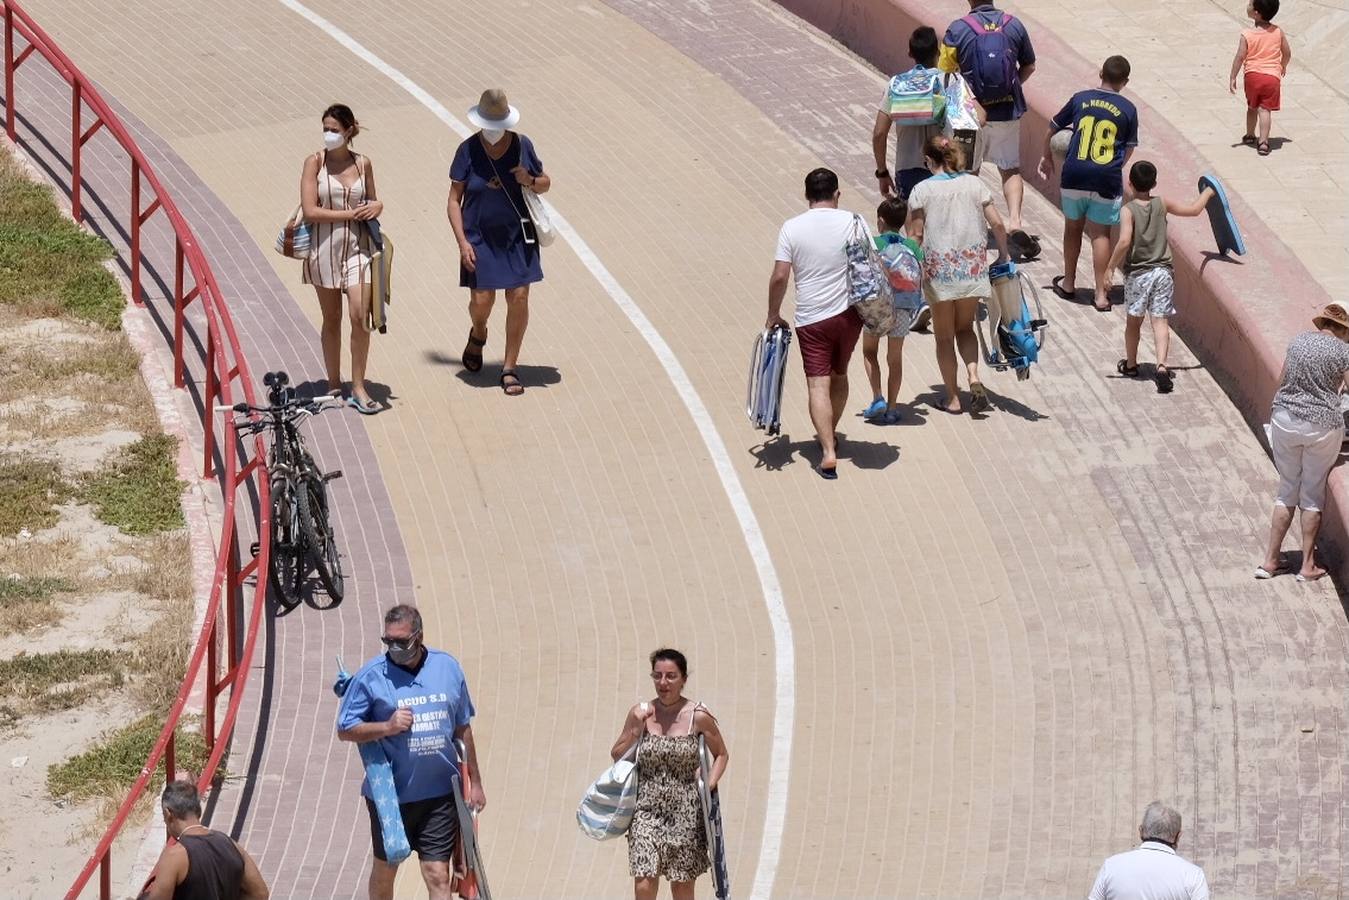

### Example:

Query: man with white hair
xmin=1087 ymin=801 xmax=1209 ymax=899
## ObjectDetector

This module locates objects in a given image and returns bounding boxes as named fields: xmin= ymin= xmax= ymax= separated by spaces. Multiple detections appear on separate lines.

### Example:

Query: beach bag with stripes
xmin=886 ymin=67 xmax=946 ymax=126
xmin=577 ymin=736 xmax=641 ymax=840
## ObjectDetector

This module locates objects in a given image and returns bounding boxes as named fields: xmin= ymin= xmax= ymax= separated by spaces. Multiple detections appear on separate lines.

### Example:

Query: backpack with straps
xmin=960 ymin=12 xmax=1018 ymax=105
xmin=886 ymin=67 xmax=946 ymax=126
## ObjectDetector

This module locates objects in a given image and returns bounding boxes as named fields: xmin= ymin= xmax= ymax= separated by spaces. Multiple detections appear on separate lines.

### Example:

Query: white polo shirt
xmin=1087 ymin=841 xmax=1209 ymax=900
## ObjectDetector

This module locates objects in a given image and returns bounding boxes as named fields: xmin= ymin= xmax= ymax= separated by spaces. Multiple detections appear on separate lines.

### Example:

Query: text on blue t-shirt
xmin=1052 ymin=88 xmax=1139 ymax=199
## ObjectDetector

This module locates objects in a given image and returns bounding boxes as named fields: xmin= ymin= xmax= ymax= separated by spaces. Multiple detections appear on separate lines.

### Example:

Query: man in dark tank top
xmin=138 ymin=780 xmax=270 ymax=900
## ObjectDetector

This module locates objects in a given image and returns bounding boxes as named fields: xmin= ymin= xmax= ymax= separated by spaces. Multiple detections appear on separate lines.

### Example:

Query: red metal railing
xmin=0 ymin=2 xmax=272 ymax=897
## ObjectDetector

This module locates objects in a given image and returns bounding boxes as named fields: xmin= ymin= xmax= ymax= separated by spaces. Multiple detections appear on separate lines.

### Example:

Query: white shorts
xmin=1125 ymin=268 xmax=1176 ymax=318
xmin=977 ymin=119 xmax=1021 ymax=171
xmin=1271 ymin=416 xmax=1342 ymax=511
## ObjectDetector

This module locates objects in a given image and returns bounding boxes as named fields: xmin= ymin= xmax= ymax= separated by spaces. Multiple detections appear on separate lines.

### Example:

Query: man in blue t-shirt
xmin=1038 ymin=55 xmax=1139 ymax=312
xmin=943 ymin=1 xmax=1037 ymax=244
xmin=338 ymin=604 xmax=484 ymax=900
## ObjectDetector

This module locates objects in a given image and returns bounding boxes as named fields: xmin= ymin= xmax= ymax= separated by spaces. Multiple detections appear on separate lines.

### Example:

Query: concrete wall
xmin=775 ymin=0 xmax=1349 ymax=580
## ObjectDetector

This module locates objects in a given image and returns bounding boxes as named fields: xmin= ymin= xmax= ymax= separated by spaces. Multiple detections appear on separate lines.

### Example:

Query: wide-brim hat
xmin=467 ymin=88 xmax=519 ymax=130
xmin=1312 ymin=301 xmax=1349 ymax=332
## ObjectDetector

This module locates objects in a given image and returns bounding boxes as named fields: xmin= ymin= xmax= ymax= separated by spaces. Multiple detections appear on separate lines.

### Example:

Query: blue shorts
xmin=1060 ymin=188 xmax=1122 ymax=226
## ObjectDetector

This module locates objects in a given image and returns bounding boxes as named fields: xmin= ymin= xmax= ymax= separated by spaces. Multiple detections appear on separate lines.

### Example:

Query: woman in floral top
xmin=907 ymin=136 xmax=1009 ymax=414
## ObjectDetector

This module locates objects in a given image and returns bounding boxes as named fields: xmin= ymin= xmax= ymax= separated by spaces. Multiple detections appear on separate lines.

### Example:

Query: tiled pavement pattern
xmin=1006 ymin=0 xmax=1349 ymax=301
xmin=13 ymin=0 xmax=1349 ymax=897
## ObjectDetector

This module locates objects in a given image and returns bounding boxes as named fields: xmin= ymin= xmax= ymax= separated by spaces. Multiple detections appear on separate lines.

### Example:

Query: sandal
xmin=816 ymin=464 xmax=838 ymax=480
xmin=461 ymin=330 xmax=487 ymax=372
xmin=499 ymin=369 xmax=525 ymax=396
xmin=1008 ymin=230 xmax=1042 ymax=262
xmin=1155 ymin=365 xmax=1174 ymax=394
xmin=969 ymin=381 xmax=990 ymax=412
xmin=1257 ymin=141 xmax=1271 ymax=156
xmin=1117 ymin=359 xmax=1140 ymax=378
xmin=346 ymin=395 xmax=379 ymax=415
xmin=1050 ymin=275 xmax=1076 ymax=301
xmin=862 ymin=397 xmax=887 ymax=419
xmin=1241 ymin=134 xmax=1257 ymax=146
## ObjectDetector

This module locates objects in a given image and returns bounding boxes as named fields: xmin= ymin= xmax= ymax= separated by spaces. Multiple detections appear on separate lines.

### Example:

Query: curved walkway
xmin=18 ymin=0 xmax=1349 ymax=897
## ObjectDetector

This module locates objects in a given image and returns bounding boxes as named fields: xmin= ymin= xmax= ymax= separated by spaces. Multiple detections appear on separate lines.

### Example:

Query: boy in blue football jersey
xmin=1037 ymin=55 xmax=1138 ymax=312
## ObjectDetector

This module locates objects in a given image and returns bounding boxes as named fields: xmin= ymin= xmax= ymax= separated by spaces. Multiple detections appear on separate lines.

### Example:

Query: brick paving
xmin=13 ymin=0 xmax=1349 ymax=897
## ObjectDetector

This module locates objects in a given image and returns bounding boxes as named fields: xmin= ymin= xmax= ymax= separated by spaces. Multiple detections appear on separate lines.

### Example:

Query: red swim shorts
xmin=797 ymin=307 xmax=863 ymax=377
xmin=1244 ymin=72 xmax=1281 ymax=111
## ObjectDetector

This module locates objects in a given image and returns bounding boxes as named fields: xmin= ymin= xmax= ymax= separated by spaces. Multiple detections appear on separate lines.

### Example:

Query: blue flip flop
xmin=881 ymin=408 xmax=902 ymax=425
xmin=862 ymin=397 xmax=887 ymax=419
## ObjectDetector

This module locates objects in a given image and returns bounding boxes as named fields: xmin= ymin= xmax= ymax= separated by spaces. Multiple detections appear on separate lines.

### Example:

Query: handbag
xmin=520 ymin=187 xmax=556 ymax=247
xmin=845 ymin=215 xmax=896 ymax=335
xmin=576 ymin=734 xmax=641 ymax=841
xmin=274 ymin=203 xmax=311 ymax=259
xmin=942 ymin=73 xmax=984 ymax=173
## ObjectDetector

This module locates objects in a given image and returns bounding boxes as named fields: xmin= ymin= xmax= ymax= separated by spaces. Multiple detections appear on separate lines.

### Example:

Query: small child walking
xmin=1229 ymin=0 xmax=1291 ymax=156
xmin=1106 ymin=160 xmax=1214 ymax=393
xmin=860 ymin=197 xmax=924 ymax=424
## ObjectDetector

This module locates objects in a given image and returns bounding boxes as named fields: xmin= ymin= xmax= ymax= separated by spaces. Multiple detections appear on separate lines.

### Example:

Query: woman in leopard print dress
xmin=610 ymin=649 xmax=729 ymax=900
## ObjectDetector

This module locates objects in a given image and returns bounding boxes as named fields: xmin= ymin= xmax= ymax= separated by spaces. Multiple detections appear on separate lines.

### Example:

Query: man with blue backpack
xmin=943 ymin=1 xmax=1038 ymax=260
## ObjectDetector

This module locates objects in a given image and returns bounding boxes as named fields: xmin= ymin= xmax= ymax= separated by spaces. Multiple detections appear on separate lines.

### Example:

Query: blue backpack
xmin=961 ymin=12 xmax=1018 ymax=104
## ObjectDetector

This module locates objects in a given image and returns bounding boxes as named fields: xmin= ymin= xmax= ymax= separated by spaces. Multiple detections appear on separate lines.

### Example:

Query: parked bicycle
xmin=222 ymin=371 xmax=345 ymax=609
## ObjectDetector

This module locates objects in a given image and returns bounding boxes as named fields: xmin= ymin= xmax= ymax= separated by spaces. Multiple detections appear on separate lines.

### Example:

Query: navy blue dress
xmin=450 ymin=133 xmax=544 ymax=290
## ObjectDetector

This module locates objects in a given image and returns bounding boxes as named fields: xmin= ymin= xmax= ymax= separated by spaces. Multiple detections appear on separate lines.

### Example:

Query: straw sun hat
xmin=467 ymin=89 xmax=520 ymax=130
xmin=1312 ymin=301 xmax=1349 ymax=332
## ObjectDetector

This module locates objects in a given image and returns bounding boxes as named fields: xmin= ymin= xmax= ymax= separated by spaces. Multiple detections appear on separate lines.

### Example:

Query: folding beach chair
xmin=452 ymin=739 xmax=492 ymax=900
xmin=746 ymin=325 xmax=791 ymax=435
xmin=976 ymin=261 xmax=1048 ymax=381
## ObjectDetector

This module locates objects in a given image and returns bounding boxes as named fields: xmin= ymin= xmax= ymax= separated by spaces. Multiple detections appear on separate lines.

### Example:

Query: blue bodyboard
xmin=1198 ymin=174 xmax=1246 ymax=257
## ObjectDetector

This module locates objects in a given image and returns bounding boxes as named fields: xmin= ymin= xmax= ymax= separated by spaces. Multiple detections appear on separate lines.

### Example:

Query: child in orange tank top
xmin=1229 ymin=0 xmax=1292 ymax=156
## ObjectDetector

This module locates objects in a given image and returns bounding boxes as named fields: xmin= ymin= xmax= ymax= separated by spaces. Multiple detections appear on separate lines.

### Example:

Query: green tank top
xmin=1126 ymin=197 xmax=1172 ymax=274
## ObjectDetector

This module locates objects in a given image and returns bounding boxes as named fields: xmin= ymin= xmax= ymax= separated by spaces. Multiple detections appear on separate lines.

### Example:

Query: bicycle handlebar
xmin=214 ymin=395 xmax=342 ymax=416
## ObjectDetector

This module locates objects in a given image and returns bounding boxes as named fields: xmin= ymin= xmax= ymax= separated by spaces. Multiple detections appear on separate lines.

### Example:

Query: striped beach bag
xmin=886 ymin=67 xmax=946 ymax=126
xmin=576 ymin=735 xmax=641 ymax=840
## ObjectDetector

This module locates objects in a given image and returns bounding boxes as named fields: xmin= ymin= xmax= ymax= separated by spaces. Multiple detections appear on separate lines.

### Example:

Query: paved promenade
xmin=12 ymin=0 xmax=1348 ymax=897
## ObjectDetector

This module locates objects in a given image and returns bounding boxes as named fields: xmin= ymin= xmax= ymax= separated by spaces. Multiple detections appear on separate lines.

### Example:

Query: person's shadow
xmin=912 ymin=384 xmax=1049 ymax=422
xmin=747 ymin=430 xmax=900 ymax=472
xmin=290 ymin=378 xmax=399 ymax=413
xmin=425 ymin=349 xmax=562 ymax=390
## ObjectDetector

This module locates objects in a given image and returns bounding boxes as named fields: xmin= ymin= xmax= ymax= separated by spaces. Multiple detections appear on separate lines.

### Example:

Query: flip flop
xmin=1257 ymin=141 xmax=1271 ymax=156
xmin=462 ymin=330 xmax=487 ymax=372
xmin=1117 ymin=359 xmax=1140 ymax=378
xmin=816 ymin=464 xmax=838 ymax=480
xmin=347 ymin=395 xmax=379 ymax=415
xmin=1295 ymin=570 xmax=1327 ymax=583
xmin=500 ymin=369 xmax=525 ymax=396
xmin=1008 ymin=230 xmax=1041 ymax=262
xmin=1253 ymin=565 xmax=1285 ymax=579
xmin=1241 ymin=134 xmax=1257 ymax=146
xmin=862 ymin=397 xmax=887 ymax=419
xmin=1155 ymin=366 xmax=1174 ymax=394
xmin=969 ymin=381 xmax=990 ymax=412
xmin=1050 ymin=275 xmax=1076 ymax=301
xmin=882 ymin=408 xmax=903 ymax=425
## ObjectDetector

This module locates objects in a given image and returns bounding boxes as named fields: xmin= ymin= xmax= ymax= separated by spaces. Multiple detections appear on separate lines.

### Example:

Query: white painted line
xmin=275 ymin=1 xmax=794 ymax=896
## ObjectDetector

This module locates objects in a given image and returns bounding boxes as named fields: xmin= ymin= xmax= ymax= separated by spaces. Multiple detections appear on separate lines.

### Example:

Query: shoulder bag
xmin=845 ymin=214 xmax=897 ymax=335
xmin=576 ymin=732 xmax=642 ymax=841
xmin=274 ymin=203 xmax=311 ymax=259
xmin=484 ymin=137 xmax=556 ymax=247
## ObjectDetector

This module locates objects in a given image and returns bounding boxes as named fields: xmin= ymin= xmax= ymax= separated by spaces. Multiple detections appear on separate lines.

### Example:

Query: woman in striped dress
xmin=301 ymin=103 xmax=382 ymax=413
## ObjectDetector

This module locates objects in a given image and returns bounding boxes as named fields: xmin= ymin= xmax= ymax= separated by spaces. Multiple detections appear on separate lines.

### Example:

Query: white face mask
xmin=481 ymin=128 xmax=505 ymax=145
xmin=322 ymin=130 xmax=346 ymax=151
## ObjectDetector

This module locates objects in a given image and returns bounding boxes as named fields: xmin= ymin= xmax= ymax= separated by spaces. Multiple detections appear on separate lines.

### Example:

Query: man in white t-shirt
xmin=1087 ymin=802 xmax=1210 ymax=900
xmin=766 ymin=167 xmax=867 ymax=480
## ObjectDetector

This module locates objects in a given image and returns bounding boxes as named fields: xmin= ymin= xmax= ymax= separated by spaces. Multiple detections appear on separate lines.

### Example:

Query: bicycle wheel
xmin=268 ymin=479 xmax=304 ymax=609
xmin=296 ymin=472 xmax=344 ymax=602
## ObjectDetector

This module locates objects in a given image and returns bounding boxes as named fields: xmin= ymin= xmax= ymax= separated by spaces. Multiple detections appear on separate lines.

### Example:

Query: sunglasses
xmin=380 ymin=631 xmax=422 ymax=652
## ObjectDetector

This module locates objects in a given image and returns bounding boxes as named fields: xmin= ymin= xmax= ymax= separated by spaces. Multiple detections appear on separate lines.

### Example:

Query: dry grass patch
xmin=0 ymin=575 xmax=76 ymax=635
xmin=116 ymin=533 xmax=194 ymax=712
xmin=0 ymin=648 xmax=132 ymax=726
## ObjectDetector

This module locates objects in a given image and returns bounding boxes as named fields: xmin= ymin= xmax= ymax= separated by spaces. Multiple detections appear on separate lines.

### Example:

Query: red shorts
xmin=797 ymin=307 xmax=863 ymax=377
xmin=1244 ymin=72 xmax=1281 ymax=111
